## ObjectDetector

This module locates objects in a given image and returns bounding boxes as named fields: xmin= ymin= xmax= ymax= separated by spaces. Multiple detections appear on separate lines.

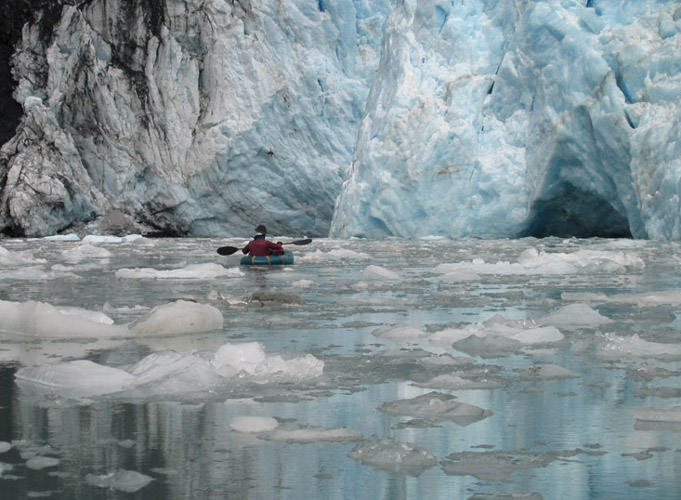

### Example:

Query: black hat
xmin=255 ymin=224 xmax=267 ymax=235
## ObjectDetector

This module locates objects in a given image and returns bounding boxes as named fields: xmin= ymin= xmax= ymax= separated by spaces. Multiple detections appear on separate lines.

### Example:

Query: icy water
xmin=1 ymin=236 xmax=681 ymax=499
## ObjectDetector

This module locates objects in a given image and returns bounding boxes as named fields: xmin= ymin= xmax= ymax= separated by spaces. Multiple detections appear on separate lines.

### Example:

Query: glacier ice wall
xmin=2 ymin=0 xmax=681 ymax=239
xmin=331 ymin=0 xmax=681 ymax=239
xmin=0 ymin=0 xmax=392 ymax=236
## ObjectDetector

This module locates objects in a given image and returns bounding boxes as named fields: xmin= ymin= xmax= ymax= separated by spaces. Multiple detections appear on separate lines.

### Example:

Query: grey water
xmin=1 ymin=236 xmax=681 ymax=499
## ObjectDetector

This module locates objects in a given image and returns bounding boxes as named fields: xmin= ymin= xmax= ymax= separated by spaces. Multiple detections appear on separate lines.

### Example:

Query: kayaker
xmin=242 ymin=224 xmax=285 ymax=257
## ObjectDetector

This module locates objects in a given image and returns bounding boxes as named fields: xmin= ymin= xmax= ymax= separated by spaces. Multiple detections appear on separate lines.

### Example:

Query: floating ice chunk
xmin=372 ymin=324 xmax=428 ymax=341
xmin=348 ymin=435 xmax=438 ymax=476
xmin=265 ymin=422 xmax=363 ymax=443
xmin=61 ymin=243 xmax=112 ymax=261
xmin=378 ymin=391 xmax=492 ymax=426
xmin=635 ymin=405 xmax=681 ymax=422
xmin=291 ymin=279 xmax=318 ymax=288
xmin=361 ymin=265 xmax=400 ymax=281
xmin=129 ymin=300 xmax=223 ymax=335
xmin=86 ymin=470 xmax=153 ymax=492
xmin=0 ymin=300 xmax=128 ymax=337
xmin=0 ymin=442 xmax=10 ymax=453
xmin=429 ymin=316 xmax=563 ymax=355
xmin=15 ymin=360 xmax=135 ymax=397
xmin=229 ymin=416 xmax=279 ymax=433
xmin=434 ymin=249 xmax=644 ymax=277
xmin=516 ymin=364 xmax=574 ymax=380
xmin=116 ymin=263 xmax=243 ymax=279
xmin=25 ymin=456 xmax=59 ymax=470
xmin=510 ymin=326 xmax=564 ymax=345
xmin=413 ymin=374 xmax=504 ymax=390
xmin=42 ymin=233 xmax=80 ymax=241
xmin=128 ymin=351 xmax=222 ymax=392
xmin=539 ymin=303 xmax=611 ymax=329
xmin=212 ymin=342 xmax=267 ymax=377
xmin=57 ymin=307 xmax=114 ymax=325
xmin=211 ymin=342 xmax=324 ymax=380
xmin=453 ymin=335 xmax=523 ymax=358
xmin=597 ymin=333 xmax=681 ymax=360
xmin=82 ymin=235 xmax=124 ymax=243
xmin=429 ymin=327 xmax=479 ymax=348
xmin=0 ymin=246 xmax=44 ymax=266
xmin=436 ymin=270 xmax=481 ymax=282
xmin=441 ymin=450 xmax=556 ymax=481
xmin=301 ymin=248 xmax=370 ymax=262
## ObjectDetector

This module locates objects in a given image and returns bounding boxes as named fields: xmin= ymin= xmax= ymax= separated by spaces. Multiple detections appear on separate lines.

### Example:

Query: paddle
xmin=217 ymin=238 xmax=312 ymax=256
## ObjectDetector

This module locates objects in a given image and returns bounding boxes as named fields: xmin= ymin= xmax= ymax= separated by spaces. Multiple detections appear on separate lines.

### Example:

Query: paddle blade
xmin=289 ymin=238 xmax=312 ymax=246
xmin=217 ymin=246 xmax=239 ymax=256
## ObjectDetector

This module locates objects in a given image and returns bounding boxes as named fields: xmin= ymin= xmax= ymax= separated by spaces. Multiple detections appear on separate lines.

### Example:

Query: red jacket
xmin=242 ymin=238 xmax=284 ymax=257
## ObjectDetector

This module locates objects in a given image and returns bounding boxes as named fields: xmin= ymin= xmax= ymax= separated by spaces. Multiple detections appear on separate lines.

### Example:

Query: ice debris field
xmin=0 ymin=235 xmax=680 ymax=498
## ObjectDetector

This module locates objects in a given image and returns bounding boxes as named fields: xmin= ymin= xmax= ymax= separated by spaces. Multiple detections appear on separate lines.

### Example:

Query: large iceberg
xmin=2 ymin=0 xmax=681 ymax=239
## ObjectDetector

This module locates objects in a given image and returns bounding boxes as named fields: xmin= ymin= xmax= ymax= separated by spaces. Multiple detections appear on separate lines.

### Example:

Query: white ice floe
xmin=116 ymin=262 xmax=243 ymax=279
xmin=413 ymin=374 xmax=504 ymax=390
xmin=41 ymin=233 xmax=80 ymax=241
xmin=635 ymin=405 xmax=681 ymax=422
xmin=348 ymin=435 xmax=438 ymax=476
xmin=0 ymin=246 xmax=45 ymax=266
xmin=596 ymin=333 xmax=681 ymax=361
xmin=0 ymin=300 xmax=127 ymax=337
xmin=129 ymin=300 xmax=223 ymax=335
xmin=0 ymin=442 xmax=10 ymax=454
xmin=128 ymin=351 xmax=222 ymax=392
xmin=229 ymin=416 xmax=279 ymax=434
xmin=516 ymin=364 xmax=575 ymax=380
xmin=291 ymin=279 xmax=318 ymax=288
xmin=61 ymin=243 xmax=112 ymax=261
xmin=300 ymin=248 xmax=370 ymax=262
xmin=86 ymin=470 xmax=153 ymax=493
xmin=539 ymin=303 xmax=612 ymax=329
xmin=429 ymin=314 xmax=564 ymax=355
xmin=25 ymin=456 xmax=60 ymax=470
xmin=378 ymin=391 xmax=492 ymax=426
xmin=82 ymin=235 xmax=125 ymax=243
xmin=372 ymin=324 xmax=429 ymax=341
xmin=15 ymin=342 xmax=325 ymax=398
xmin=15 ymin=360 xmax=135 ymax=397
xmin=361 ymin=265 xmax=400 ymax=281
xmin=434 ymin=248 xmax=644 ymax=276
xmin=264 ymin=423 xmax=363 ymax=443
xmin=211 ymin=342 xmax=324 ymax=381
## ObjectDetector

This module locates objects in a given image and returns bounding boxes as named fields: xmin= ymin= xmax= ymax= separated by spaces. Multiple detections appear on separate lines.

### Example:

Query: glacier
xmin=1 ymin=0 xmax=681 ymax=239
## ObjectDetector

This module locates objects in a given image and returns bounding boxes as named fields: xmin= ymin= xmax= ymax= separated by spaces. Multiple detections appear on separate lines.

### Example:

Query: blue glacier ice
xmin=1 ymin=0 xmax=681 ymax=239
xmin=332 ymin=0 xmax=681 ymax=239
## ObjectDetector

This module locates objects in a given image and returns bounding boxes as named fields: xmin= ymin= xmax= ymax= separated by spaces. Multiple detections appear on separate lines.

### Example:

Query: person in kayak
xmin=242 ymin=224 xmax=285 ymax=256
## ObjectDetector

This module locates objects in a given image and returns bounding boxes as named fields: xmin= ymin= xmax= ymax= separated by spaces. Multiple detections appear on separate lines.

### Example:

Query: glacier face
xmin=1 ymin=0 xmax=681 ymax=239
xmin=0 ymin=0 xmax=392 ymax=236
xmin=331 ymin=0 xmax=681 ymax=239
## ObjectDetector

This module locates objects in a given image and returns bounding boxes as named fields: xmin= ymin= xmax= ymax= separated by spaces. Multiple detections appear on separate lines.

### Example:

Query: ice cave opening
xmin=521 ymin=182 xmax=633 ymax=239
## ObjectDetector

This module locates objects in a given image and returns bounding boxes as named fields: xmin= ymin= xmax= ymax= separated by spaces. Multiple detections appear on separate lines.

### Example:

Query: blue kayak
xmin=240 ymin=250 xmax=294 ymax=266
